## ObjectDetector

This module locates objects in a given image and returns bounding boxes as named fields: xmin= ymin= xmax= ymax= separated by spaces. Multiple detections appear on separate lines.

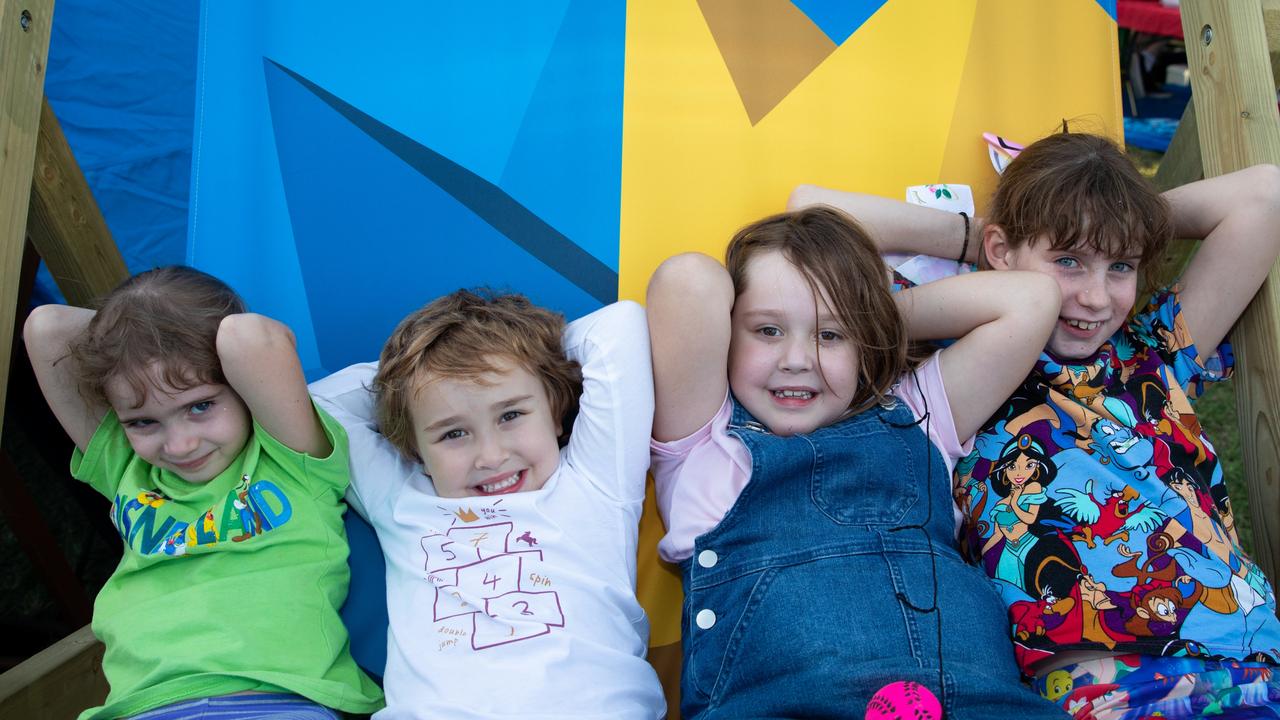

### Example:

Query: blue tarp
xmin=37 ymin=0 xmax=197 ymax=305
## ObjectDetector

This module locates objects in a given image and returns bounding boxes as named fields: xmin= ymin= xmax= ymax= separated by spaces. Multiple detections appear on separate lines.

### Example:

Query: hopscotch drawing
xmin=421 ymin=515 xmax=565 ymax=650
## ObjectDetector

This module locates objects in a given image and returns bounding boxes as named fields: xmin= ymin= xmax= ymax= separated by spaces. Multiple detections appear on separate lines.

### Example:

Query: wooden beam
xmin=1182 ymin=0 xmax=1280 ymax=584
xmin=1153 ymin=99 xmax=1204 ymax=193
xmin=0 ymin=625 xmax=107 ymax=719
xmin=27 ymin=97 xmax=128 ymax=307
xmin=1151 ymin=99 xmax=1203 ymax=283
xmin=1264 ymin=0 xmax=1280 ymax=87
xmin=0 ymin=0 xmax=55 ymax=433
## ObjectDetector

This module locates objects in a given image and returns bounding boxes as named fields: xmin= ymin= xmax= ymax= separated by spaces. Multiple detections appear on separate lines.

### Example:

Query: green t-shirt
xmin=71 ymin=404 xmax=384 ymax=719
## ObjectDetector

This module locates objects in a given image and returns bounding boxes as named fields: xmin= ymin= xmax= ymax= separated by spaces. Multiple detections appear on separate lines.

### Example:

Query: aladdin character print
xmin=958 ymin=290 xmax=1280 ymax=675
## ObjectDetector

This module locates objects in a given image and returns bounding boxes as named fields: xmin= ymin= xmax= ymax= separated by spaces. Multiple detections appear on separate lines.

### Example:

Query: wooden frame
xmin=0 ymin=1 xmax=124 ymax=716
xmin=1178 ymin=0 xmax=1280 ymax=583
xmin=0 ymin=0 xmax=55 ymax=434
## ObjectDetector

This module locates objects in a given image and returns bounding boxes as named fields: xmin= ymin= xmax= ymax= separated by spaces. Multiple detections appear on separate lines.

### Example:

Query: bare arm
xmin=896 ymin=270 xmax=1061 ymax=439
xmin=1167 ymin=165 xmax=1280 ymax=362
xmin=217 ymin=313 xmax=330 ymax=456
xmin=788 ymin=184 xmax=980 ymax=262
xmin=647 ymin=253 xmax=734 ymax=442
xmin=23 ymin=305 xmax=106 ymax=450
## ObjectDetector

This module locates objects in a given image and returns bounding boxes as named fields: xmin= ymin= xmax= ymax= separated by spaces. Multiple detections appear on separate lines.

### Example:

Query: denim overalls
xmin=679 ymin=396 xmax=1066 ymax=719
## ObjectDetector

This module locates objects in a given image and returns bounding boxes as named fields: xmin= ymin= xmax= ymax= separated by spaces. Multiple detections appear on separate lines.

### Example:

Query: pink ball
xmin=865 ymin=681 xmax=942 ymax=720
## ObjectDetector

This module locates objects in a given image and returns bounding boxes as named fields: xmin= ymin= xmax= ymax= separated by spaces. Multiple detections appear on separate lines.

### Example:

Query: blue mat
xmin=1122 ymin=83 xmax=1190 ymax=152
xmin=1123 ymin=116 xmax=1179 ymax=152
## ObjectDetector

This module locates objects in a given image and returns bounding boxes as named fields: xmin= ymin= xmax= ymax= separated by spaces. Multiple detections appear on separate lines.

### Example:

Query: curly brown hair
xmin=725 ymin=206 xmax=909 ymax=415
xmin=985 ymin=132 xmax=1172 ymax=274
xmin=70 ymin=266 xmax=246 ymax=408
xmin=374 ymin=289 xmax=583 ymax=461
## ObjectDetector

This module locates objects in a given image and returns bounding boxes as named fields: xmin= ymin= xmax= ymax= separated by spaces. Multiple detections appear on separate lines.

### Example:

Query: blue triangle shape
xmin=263 ymin=59 xmax=608 ymax=373
xmin=789 ymin=0 xmax=887 ymax=45
xmin=500 ymin=0 xmax=624 ymax=271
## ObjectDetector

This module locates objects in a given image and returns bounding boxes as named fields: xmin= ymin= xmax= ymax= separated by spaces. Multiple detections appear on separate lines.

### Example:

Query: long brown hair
xmin=725 ymin=206 xmax=908 ymax=414
xmin=70 ymin=266 xmax=247 ymax=408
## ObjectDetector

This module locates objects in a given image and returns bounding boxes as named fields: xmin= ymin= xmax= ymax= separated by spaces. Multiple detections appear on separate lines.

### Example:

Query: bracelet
xmin=957 ymin=211 xmax=971 ymax=266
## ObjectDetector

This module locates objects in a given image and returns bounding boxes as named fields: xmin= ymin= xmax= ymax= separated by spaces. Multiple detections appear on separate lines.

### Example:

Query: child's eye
xmin=124 ymin=418 xmax=156 ymax=431
xmin=818 ymin=329 xmax=843 ymax=343
xmin=1110 ymin=261 xmax=1136 ymax=273
xmin=757 ymin=326 xmax=782 ymax=338
xmin=189 ymin=400 xmax=214 ymax=415
xmin=439 ymin=429 xmax=468 ymax=442
xmin=499 ymin=410 xmax=524 ymax=424
xmin=1054 ymin=257 xmax=1080 ymax=269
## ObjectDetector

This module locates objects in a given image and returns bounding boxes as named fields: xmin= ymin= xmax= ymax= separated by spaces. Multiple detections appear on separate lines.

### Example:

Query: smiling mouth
xmin=477 ymin=470 xmax=525 ymax=495
xmin=771 ymin=389 xmax=815 ymax=403
xmin=1064 ymin=318 xmax=1103 ymax=331
xmin=1112 ymin=436 xmax=1140 ymax=453
xmin=171 ymin=453 xmax=212 ymax=472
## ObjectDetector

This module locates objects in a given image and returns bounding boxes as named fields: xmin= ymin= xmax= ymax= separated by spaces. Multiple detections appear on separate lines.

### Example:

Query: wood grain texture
xmin=1152 ymin=99 xmax=1203 ymax=282
xmin=0 ymin=625 xmax=107 ymax=719
xmin=1264 ymin=0 xmax=1280 ymax=86
xmin=1154 ymin=99 xmax=1204 ymax=194
xmin=1182 ymin=0 xmax=1280 ymax=587
xmin=27 ymin=96 xmax=128 ymax=307
xmin=0 ymin=0 xmax=55 ymax=435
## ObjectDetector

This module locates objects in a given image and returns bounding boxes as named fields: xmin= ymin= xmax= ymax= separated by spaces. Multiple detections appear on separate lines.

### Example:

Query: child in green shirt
xmin=24 ymin=266 xmax=382 ymax=719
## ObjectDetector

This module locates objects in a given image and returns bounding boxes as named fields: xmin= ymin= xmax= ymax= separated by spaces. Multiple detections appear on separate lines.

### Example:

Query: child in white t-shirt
xmin=310 ymin=289 xmax=665 ymax=720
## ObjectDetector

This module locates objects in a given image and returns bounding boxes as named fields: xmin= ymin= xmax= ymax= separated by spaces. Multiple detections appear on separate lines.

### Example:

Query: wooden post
xmin=0 ymin=0 xmax=55 ymax=433
xmin=1153 ymin=99 xmax=1203 ymax=193
xmin=0 ymin=625 xmax=107 ymax=718
xmin=1151 ymin=99 xmax=1203 ymax=281
xmin=27 ymin=97 xmax=128 ymax=307
xmin=1181 ymin=0 xmax=1280 ymax=583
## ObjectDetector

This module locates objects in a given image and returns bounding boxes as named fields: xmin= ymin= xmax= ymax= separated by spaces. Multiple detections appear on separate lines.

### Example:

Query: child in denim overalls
xmin=647 ymin=207 xmax=1069 ymax=718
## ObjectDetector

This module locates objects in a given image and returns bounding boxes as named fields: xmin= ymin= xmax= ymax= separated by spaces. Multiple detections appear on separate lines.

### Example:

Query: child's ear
xmin=983 ymin=224 xmax=1016 ymax=270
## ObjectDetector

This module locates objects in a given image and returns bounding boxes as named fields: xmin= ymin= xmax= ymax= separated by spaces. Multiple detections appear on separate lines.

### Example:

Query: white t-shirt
xmin=651 ymin=351 xmax=971 ymax=564
xmin=311 ymin=301 xmax=665 ymax=720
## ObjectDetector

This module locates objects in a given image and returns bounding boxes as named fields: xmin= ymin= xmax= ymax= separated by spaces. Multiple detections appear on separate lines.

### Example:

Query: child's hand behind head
xmin=25 ymin=266 xmax=258 ymax=474
xmin=374 ymin=289 xmax=582 ymax=498
xmin=79 ymin=267 xmax=254 ymax=482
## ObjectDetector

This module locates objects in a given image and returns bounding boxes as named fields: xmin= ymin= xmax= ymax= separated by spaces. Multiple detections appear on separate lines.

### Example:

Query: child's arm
xmin=560 ymin=301 xmax=654 ymax=503
xmin=647 ymin=252 xmax=734 ymax=442
xmin=1164 ymin=165 xmax=1280 ymax=362
xmin=788 ymin=185 xmax=978 ymax=262
xmin=217 ymin=313 xmax=330 ymax=456
xmin=23 ymin=305 xmax=106 ymax=451
xmin=310 ymin=362 xmax=415 ymax=518
xmin=896 ymin=271 xmax=1061 ymax=440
